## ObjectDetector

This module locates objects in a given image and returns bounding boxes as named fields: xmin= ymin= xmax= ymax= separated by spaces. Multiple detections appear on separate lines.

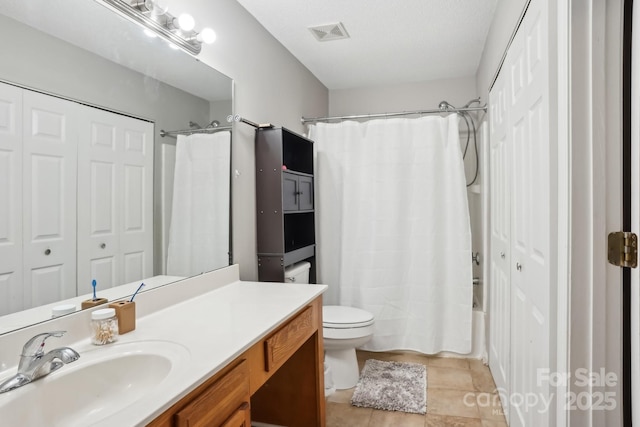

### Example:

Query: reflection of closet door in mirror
xmin=0 ymin=83 xmax=23 ymax=315
xmin=77 ymin=107 xmax=153 ymax=292
xmin=23 ymin=90 xmax=78 ymax=308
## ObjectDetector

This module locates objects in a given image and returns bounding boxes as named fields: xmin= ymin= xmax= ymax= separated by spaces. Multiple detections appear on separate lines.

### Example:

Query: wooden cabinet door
xmin=174 ymin=360 xmax=249 ymax=427
xmin=220 ymin=403 xmax=250 ymax=427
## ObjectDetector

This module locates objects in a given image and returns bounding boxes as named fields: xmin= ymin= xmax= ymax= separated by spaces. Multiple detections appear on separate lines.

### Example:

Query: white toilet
xmin=285 ymin=262 xmax=375 ymax=390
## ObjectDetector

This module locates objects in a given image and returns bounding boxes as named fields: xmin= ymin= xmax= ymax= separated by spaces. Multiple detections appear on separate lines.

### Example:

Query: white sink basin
xmin=0 ymin=340 xmax=190 ymax=426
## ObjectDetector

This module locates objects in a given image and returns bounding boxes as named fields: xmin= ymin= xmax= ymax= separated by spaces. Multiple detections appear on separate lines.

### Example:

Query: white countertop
xmin=0 ymin=269 xmax=327 ymax=427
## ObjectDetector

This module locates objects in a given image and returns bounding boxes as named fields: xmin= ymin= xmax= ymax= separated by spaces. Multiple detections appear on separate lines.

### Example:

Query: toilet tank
xmin=284 ymin=261 xmax=311 ymax=284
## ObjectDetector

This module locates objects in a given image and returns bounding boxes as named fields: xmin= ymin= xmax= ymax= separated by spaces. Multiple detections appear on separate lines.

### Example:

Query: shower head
xmin=463 ymin=98 xmax=482 ymax=108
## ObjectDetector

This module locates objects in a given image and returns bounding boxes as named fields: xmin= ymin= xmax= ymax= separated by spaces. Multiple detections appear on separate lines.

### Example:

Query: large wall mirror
xmin=0 ymin=0 xmax=233 ymax=334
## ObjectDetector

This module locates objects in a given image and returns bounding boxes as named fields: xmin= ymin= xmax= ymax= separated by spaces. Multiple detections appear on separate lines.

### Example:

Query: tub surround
xmin=0 ymin=265 xmax=328 ymax=426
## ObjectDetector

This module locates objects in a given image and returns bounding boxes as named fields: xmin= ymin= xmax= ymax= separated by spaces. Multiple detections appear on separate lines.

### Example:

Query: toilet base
xmin=325 ymin=348 xmax=360 ymax=390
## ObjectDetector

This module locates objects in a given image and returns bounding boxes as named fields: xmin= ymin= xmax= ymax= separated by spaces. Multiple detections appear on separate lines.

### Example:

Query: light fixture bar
xmin=95 ymin=0 xmax=202 ymax=55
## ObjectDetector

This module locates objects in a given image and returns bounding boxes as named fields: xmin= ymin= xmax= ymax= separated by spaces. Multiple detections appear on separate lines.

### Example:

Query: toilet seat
xmin=322 ymin=305 xmax=374 ymax=329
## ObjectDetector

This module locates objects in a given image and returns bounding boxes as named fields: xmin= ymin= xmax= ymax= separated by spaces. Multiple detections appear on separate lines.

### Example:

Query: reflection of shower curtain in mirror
xmin=166 ymin=132 xmax=230 ymax=277
xmin=310 ymin=115 xmax=472 ymax=354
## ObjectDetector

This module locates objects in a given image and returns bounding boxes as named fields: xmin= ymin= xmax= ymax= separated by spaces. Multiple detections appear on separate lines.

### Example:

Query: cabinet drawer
xmin=174 ymin=360 xmax=249 ymax=427
xmin=220 ymin=402 xmax=250 ymax=427
xmin=264 ymin=305 xmax=314 ymax=372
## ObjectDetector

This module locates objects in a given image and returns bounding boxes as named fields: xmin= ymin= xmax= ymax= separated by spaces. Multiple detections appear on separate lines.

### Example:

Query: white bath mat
xmin=350 ymin=359 xmax=427 ymax=414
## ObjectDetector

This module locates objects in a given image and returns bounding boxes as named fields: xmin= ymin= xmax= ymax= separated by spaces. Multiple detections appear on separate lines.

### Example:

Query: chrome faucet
xmin=0 ymin=331 xmax=80 ymax=393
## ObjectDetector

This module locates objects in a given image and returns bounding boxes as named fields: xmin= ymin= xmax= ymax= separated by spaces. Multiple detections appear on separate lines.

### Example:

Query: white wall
xmin=163 ymin=0 xmax=330 ymax=280
xmin=328 ymin=77 xmax=477 ymax=116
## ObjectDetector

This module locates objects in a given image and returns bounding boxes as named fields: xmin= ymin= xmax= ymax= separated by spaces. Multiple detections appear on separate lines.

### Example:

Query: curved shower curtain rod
xmin=300 ymin=98 xmax=487 ymax=124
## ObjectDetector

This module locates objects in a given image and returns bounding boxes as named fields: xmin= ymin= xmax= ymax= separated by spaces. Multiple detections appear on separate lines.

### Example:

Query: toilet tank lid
xmin=323 ymin=305 xmax=374 ymax=326
xmin=284 ymin=261 xmax=311 ymax=277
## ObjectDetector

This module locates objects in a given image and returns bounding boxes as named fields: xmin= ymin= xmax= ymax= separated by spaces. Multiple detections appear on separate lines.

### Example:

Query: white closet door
xmin=508 ymin=0 xmax=551 ymax=425
xmin=489 ymin=57 xmax=512 ymax=418
xmin=120 ymin=117 xmax=153 ymax=284
xmin=22 ymin=90 xmax=77 ymax=308
xmin=0 ymin=83 xmax=23 ymax=315
xmin=77 ymin=107 xmax=120 ymax=292
xmin=77 ymin=107 xmax=153 ymax=291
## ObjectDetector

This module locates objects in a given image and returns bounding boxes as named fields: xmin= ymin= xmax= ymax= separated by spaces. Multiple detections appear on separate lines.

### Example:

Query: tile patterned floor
xmin=326 ymin=350 xmax=508 ymax=427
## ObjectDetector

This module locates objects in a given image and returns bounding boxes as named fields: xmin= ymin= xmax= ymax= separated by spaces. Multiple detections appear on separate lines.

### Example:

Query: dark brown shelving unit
xmin=255 ymin=127 xmax=316 ymax=283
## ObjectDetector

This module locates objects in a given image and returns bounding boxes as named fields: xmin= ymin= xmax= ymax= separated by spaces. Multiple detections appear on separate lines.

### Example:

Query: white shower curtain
xmin=166 ymin=131 xmax=231 ymax=277
xmin=310 ymin=115 xmax=473 ymax=354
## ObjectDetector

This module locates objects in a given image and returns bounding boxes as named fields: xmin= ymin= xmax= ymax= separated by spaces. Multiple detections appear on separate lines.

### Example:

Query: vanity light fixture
xmin=95 ymin=0 xmax=216 ymax=55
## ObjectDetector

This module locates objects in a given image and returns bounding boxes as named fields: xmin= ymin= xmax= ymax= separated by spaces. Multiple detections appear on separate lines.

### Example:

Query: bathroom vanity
xmin=148 ymin=297 xmax=325 ymax=427
xmin=0 ymin=265 xmax=327 ymax=427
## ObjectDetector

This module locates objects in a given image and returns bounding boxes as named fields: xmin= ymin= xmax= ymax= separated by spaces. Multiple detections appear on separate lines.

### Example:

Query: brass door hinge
xmin=608 ymin=231 xmax=638 ymax=268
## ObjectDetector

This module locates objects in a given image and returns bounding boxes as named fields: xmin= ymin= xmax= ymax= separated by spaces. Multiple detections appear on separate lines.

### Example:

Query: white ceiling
xmin=235 ymin=0 xmax=498 ymax=90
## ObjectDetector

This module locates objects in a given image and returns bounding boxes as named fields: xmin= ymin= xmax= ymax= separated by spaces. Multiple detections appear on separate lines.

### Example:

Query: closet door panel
xmin=22 ymin=90 xmax=77 ymax=306
xmin=0 ymin=83 xmax=23 ymax=315
xmin=30 ymin=265 xmax=66 ymax=307
xmin=121 ymin=120 xmax=153 ymax=283
xmin=488 ymin=60 xmax=511 ymax=417
xmin=508 ymin=0 xmax=550 ymax=425
xmin=77 ymin=109 xmax=119 ymax=290
xmin=78 ymin=108 xmax=153 ymax=288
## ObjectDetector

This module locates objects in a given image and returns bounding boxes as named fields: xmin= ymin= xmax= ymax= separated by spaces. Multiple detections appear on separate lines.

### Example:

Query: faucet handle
xmin=21 ymin=331 xmax=66 ymax=357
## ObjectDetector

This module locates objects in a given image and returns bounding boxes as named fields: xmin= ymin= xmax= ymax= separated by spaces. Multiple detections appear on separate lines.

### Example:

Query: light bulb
xmin=198 ymin=28 xmax=216 ymax=44
xmin=177 ymin=13 xmax=195 ymax=31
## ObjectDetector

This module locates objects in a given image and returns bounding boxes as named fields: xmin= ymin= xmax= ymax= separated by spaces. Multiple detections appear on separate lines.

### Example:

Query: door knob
xmin=516 ymin=262 xmax=522 ymax=271
xmin=44 ymin=248 xmax=51 ymax=256
xmin=500 ymin=252 xmax=505 ymax=259
xmin=100 ymin=243 xmax=106 ymax=249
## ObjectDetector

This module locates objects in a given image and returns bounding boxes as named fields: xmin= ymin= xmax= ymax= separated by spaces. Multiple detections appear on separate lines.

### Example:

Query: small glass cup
xmin=91 ymin=308 xmax=119 ymax=345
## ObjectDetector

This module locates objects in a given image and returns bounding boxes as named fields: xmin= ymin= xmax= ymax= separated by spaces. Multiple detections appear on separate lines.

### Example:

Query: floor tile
xmin=326 ymin=401 xmax=373 ymax=427
xmin=327 ymin=352 xmax=504 ymax=426
xmin=428 ymin=366 xmax=475 ymax=391
xmin=428 ymin=356 xmax=470 ymax=370
xmin=326 ymin=387 xmax=356 ymax=404
xmin=468 ymin=359 xmax=489 ymax=373
xmin=368 ymin=409 xmax=426 ymax=427
xmin=425 ymin=414 xmax=483 ymax=427
xmin=471 ymin=391 xmax=506 ymax=421
xmin=470 ymin=366 xmax=498 ymax=393
xmin=427 ymin=388 xmax=480 ymax=419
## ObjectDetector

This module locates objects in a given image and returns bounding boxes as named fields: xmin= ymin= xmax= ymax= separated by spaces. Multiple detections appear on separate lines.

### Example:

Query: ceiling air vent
xmin=308 ymin=22 xmax=350 ymax=42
